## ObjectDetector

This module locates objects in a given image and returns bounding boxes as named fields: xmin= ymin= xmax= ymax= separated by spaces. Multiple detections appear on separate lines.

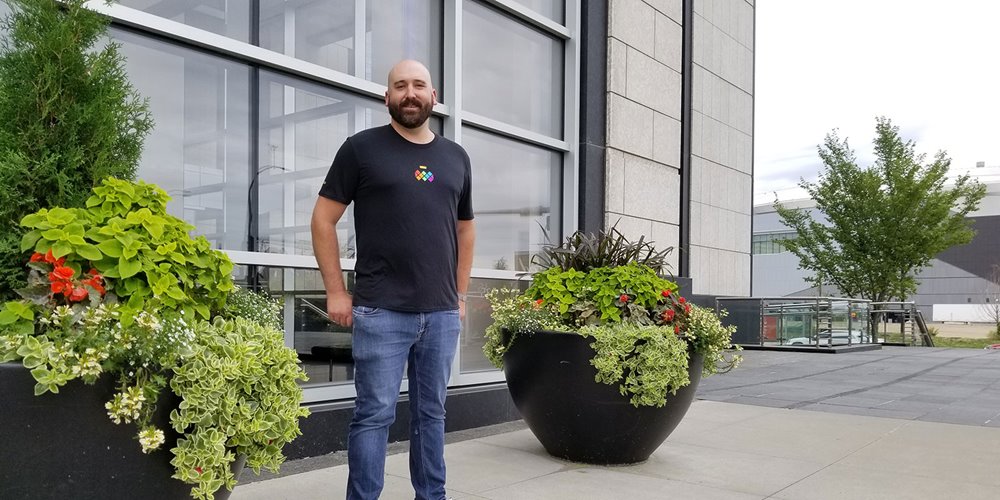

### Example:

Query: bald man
xmin=311 ymin=60 xmax=475 ymax=500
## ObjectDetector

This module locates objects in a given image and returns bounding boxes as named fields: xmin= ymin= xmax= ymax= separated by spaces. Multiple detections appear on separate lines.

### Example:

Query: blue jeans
xmin=347 ymin=306 xmax=461 ymax=500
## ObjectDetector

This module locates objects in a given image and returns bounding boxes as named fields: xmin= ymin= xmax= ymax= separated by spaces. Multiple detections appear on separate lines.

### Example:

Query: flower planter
xmin=0 ymin=362 xmax=244 ymax=499
xmin=502 ymin=330 xmax=703 ymax=465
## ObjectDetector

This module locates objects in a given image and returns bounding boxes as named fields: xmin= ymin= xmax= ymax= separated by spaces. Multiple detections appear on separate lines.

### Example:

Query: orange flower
xmin=50 ymin=280 xmax=68 ymax=294
xmin=52 ymin=266 xmax=75 ymax=280
xmin=68 ymin=287 xmax=89 ymax=302
xmin=84 ymin=277 xmax=106 ymax=296
xmin=30 ymin=252 xmax=45 ymax=262
xmin=43 ymin=249 xmax=65 ymax=267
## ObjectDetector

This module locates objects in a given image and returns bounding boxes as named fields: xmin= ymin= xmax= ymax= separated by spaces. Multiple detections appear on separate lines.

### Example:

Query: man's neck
xmin=390 ymin=120 xmax=435 ymax=144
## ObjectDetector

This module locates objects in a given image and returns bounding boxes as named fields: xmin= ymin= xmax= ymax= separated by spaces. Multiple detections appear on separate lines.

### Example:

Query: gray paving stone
xmin=231 ymin=348 xmax=1000 ymax=499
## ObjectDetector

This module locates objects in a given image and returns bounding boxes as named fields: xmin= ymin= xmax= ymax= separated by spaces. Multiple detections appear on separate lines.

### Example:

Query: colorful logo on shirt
xmin=414 ymin=165 xmax=435 ymax=183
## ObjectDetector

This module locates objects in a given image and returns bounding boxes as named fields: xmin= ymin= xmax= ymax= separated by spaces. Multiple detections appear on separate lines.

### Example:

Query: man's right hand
xmin=327 ymin=290 xmax=353 ymax=328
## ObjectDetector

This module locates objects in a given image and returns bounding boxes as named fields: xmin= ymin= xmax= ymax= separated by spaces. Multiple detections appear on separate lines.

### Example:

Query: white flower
xmin=138 ymin=427 xmax=165 ymax=453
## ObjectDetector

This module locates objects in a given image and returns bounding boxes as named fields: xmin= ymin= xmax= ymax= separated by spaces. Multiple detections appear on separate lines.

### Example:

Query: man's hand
xmin=327 ymin=290 xmax=353 ymax=328
xmin=459 ymin=299 xmax=466 ymax=321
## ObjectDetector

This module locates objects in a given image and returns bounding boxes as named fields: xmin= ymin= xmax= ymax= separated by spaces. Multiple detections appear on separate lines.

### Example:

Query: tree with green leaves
xmin=775 ymin=117 xmax=985 ymax=303
xmin=0 ymin=0 xmax=153 ymax=299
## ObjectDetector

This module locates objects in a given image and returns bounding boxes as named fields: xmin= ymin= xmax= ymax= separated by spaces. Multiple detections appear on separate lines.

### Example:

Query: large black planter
xmin=503 ymin=330 xmax=703 ymax=465
xmin=0 ymin=362 xmax=243 ymax=500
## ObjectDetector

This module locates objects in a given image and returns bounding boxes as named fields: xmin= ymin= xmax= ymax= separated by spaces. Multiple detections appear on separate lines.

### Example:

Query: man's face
xmin=385 ymin=62 xmax=436 ymax=129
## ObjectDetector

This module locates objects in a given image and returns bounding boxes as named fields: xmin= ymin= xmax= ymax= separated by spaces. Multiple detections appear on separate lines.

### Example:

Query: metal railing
xmin=869 ymin=302 xmax=934 ymax=347
xmin=717 ymin=296 xmax=872 ymax=347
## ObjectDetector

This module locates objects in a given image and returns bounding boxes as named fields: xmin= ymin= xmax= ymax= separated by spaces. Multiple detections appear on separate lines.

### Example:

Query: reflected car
xmin=785 ymin=329 xmax=863 ymax=345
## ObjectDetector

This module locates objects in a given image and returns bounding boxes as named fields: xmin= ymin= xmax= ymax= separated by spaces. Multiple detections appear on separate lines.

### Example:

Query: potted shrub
xmin=483 ymin=228 xmax=741 ymax=464
xmin=0 ymin=0 xmax=154 ymax=300
xmin=0 ymin=178 xmax=309 ymax=499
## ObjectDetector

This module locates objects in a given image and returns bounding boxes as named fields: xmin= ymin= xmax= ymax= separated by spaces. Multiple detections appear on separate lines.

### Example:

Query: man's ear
xmin=384 ymin=91 xmax=390 ymax=106
xmin=432 ymin=88 xmax=438 ymax=106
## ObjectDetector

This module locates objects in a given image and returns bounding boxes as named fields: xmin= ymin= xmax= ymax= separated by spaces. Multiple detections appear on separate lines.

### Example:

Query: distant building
xmin=753 ymin=173 xmax=1000 ymax=322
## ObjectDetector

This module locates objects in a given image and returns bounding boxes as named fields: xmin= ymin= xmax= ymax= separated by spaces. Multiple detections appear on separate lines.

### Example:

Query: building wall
xmin=605 ymin=0 xmax=754 ymax=293
xmin=689 ymin=0 xmax=754 ymax=296
xmin=605 ymin=0 xmax=685 ymax=272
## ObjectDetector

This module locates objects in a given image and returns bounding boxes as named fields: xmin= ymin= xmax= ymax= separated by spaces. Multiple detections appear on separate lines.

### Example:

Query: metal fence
xmin=717 ymin=296 xmax=872 ymax=347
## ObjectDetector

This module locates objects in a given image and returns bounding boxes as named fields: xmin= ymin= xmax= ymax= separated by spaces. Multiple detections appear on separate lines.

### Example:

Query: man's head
xmin=385 ymin=60 xmax=437 ymax=129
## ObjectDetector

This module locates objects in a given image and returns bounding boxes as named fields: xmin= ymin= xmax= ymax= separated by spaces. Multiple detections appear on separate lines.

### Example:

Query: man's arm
xmin=456 ymin=219 xmax=476 ymax=320
xmin=311 ymin=196 xmax=353 ymax=327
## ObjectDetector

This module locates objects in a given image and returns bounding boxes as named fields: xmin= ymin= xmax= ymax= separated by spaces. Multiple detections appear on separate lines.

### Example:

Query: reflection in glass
xmin=118 ymin=0 xmax=250 ymax=42
xmin=462 ymin=128 xmax=561 ymax=272
xmin=116 ymin=29 xmax=251 ymax=251
xmin=257 ymin=71 xmax=390 ymax=256
xmin=259 ymin=0 xmax=443 ymax=92
xmin=460 ymin=277 xmax=531 ymax=373
xmin=463 ymin=1 xmax=563 ymax=137
xmin=517 ymin=0 xmax=565 ymax=23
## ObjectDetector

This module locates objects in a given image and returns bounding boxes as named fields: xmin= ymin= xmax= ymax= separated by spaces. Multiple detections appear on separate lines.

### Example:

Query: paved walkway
xmin=233 ymin=347 xmax=1000 ymax=499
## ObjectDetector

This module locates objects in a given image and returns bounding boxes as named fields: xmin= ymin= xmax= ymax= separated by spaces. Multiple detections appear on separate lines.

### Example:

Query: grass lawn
xmin=879 ymin=332 xmax=999 ymax=349
xmin=930 ymin=337 xmax=1000 ymax=349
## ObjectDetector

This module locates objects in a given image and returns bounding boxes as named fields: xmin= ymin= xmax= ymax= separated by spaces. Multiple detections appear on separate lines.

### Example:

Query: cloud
xmin=755 ymin=0 xmax=1000 ymax=203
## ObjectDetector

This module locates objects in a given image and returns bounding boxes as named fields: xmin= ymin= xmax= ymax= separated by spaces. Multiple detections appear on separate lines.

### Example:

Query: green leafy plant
xmin=485 ymin=228 xmax=741 ymax=408
xmin=221 ymin=285 xmax=283 ymax=331
xmin=0 ymin=0 xmax=154 ymax=299
xmin=0 ymin=179 xmax=309 ymax=500
xmin=583 ymin=322 xmax=691 ymax=407
xmin=169 ymin=317 xmax=309 ymax=499
xmin=482 ymin=288 xmax=566 ymax=367
xmin=775 ymin=116 xmax=985 ymax=303
xmin=685 ymin=306 xmax=742 ymax=378
xmin=526 ymin=262 xmax=681 ymax=325
xmin=19 ymin=177 xmax=234 ymax=325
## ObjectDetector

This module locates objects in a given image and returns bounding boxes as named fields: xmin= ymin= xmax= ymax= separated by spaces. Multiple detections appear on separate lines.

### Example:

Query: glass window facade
xmin=517 ymin=0 xmax=565 ymax=24
xmin=258 ymin=0 xmax=443 ymax=91
xmin=752 ymin=231 xmax=795 ymax=254
xmin=256 ymin=71 xmax=386 ymax=256
xmin=463 ymin=1 xmax=564 ymax=137
xmin=462 ymin=127 xmax=561 ymax=271
xmin=118 ymin=0 xmax=250 ymax=42
xmin=12 ymin=1 xmax=578 ymax=402
xmin=115 ymin=28 xmax=252 ymax=252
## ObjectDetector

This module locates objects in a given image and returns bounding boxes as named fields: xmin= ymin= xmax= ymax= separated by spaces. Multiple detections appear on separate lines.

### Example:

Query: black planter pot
xmin=0 ymin=362 xmax=243 ymax=500
xmin=502 ymin=330 xmax=703 ymax=465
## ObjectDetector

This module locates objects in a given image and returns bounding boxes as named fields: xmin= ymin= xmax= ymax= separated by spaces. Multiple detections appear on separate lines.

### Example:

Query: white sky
xmin=753 ymin=0 xmax=1000 ymax=205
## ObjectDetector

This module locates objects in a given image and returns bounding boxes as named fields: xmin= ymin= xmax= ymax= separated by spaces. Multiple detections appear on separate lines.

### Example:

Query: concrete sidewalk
xmin=233 ymin=347 xmax=1000 ymax=499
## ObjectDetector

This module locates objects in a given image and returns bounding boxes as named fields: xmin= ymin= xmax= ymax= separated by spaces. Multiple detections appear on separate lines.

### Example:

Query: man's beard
xmin=388 ymin=97 xmax=433 ymax=129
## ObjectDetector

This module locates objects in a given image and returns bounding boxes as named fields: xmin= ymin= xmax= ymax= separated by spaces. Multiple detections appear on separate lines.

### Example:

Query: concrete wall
xmin=690 ymin=0 xmax=754 ymax=295
xmin=606 ymin=0 xmax=684 ymax=272
xmin=605 ymin=0 xmax=754 ymax=294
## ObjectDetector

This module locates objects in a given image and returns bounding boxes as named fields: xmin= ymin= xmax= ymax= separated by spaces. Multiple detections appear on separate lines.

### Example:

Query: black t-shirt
xmin=319 ymin=125 xmax=474 ymax=312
